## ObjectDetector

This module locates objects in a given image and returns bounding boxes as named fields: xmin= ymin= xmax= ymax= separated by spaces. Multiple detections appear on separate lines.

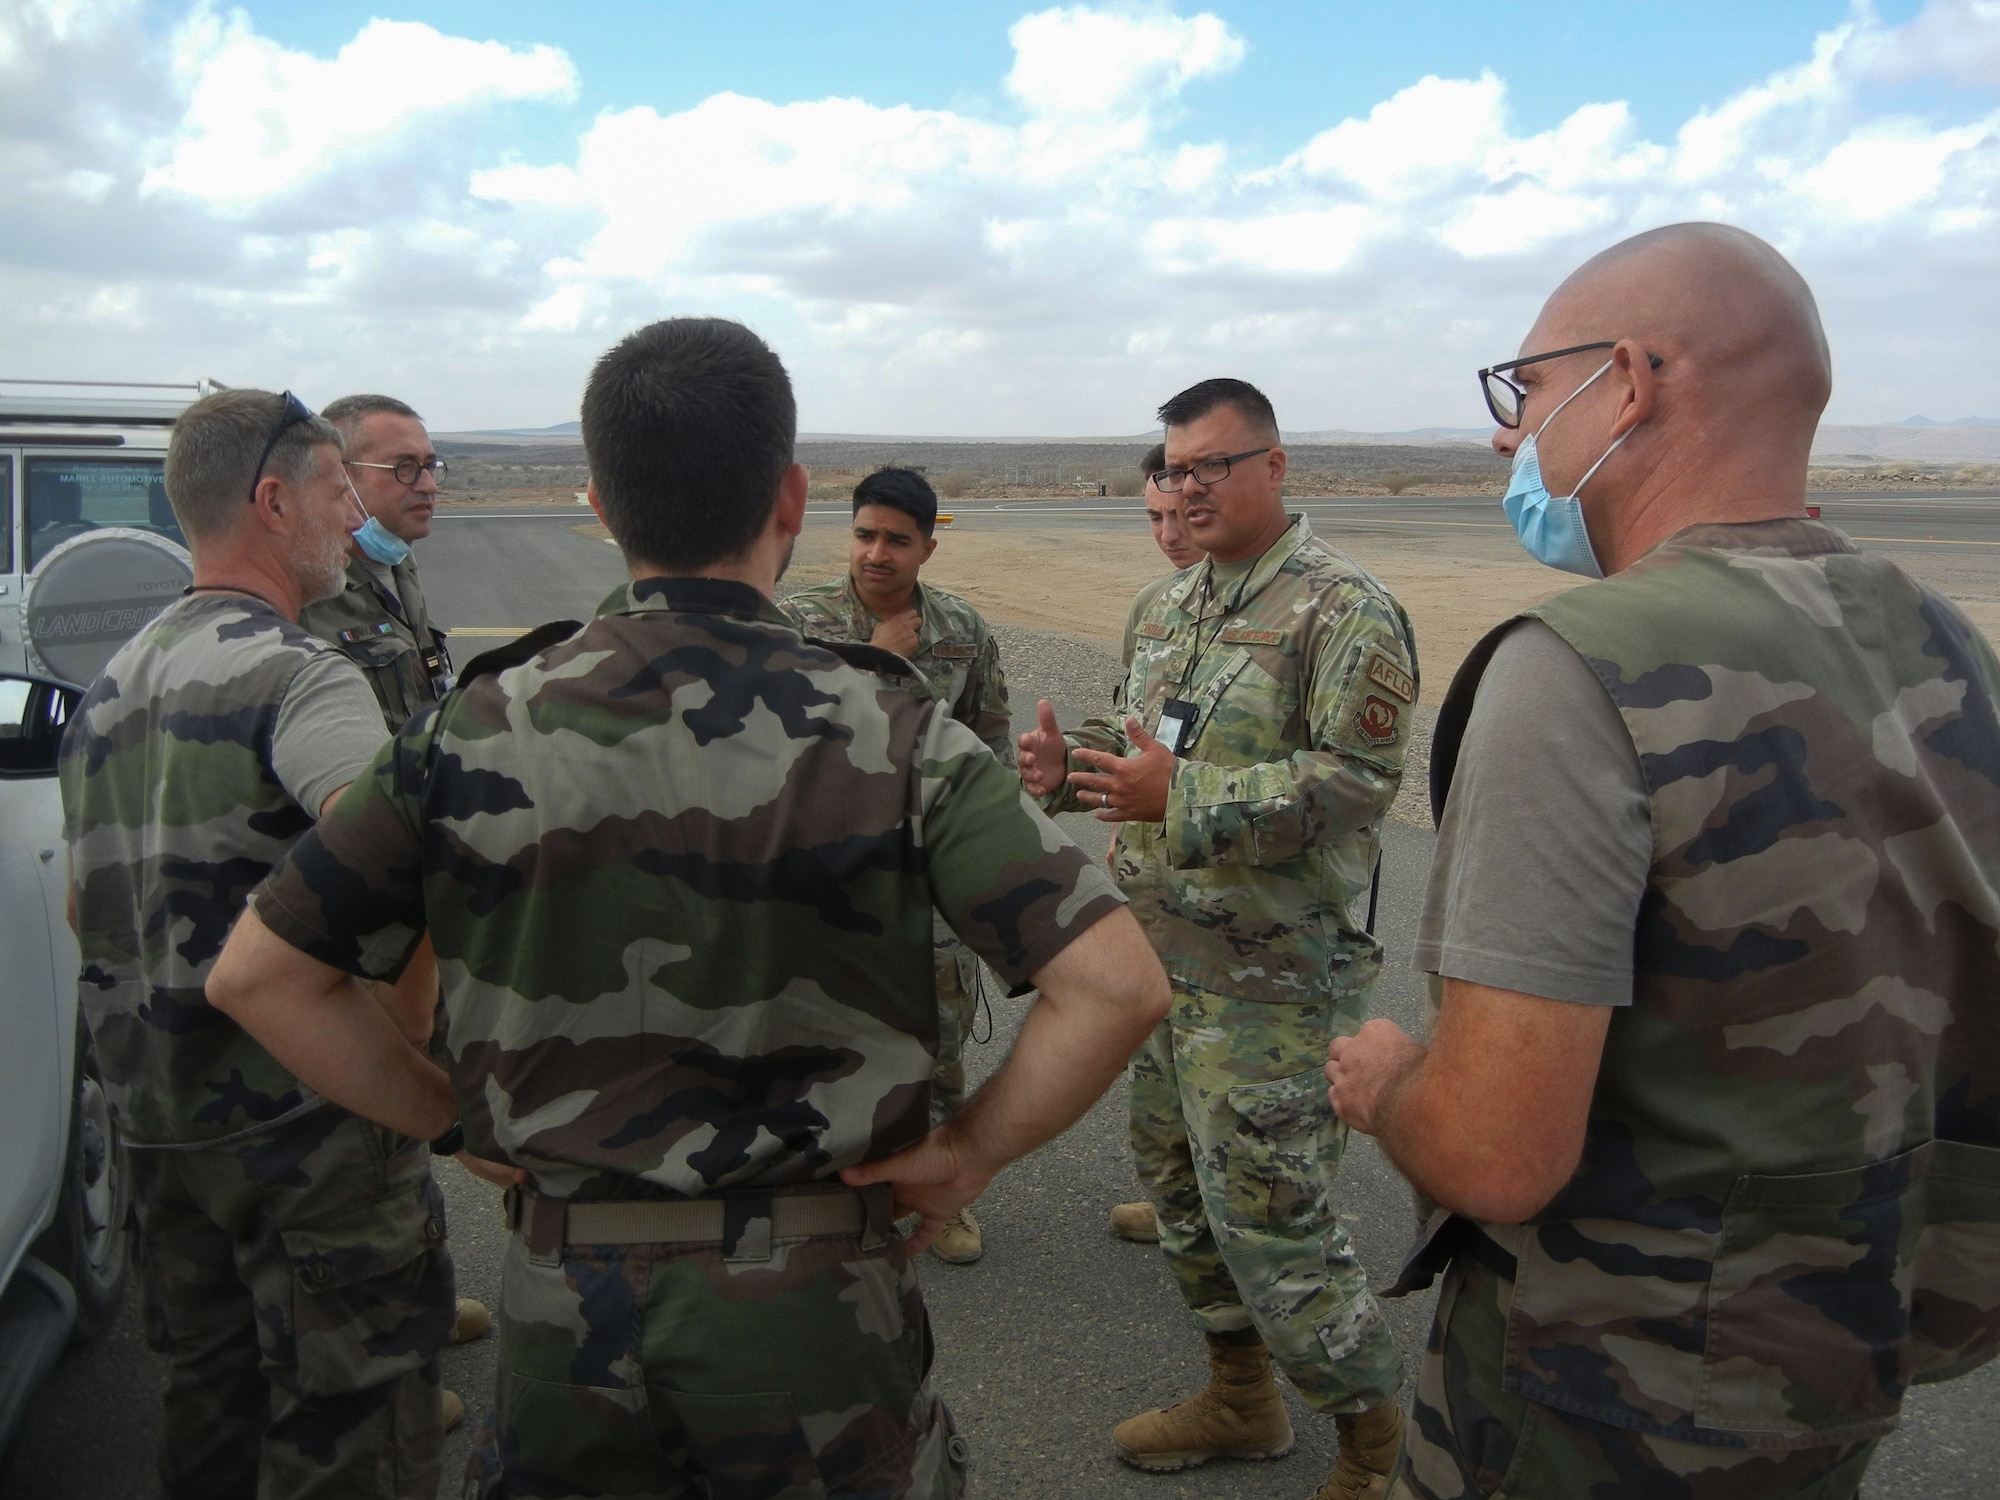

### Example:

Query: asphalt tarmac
xmin=5 ymin=502 xmax=1996 ymax=1497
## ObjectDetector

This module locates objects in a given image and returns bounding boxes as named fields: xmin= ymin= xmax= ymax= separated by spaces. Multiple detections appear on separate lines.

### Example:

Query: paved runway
xmin=5 ymin=504 xmax=1995 ymax=1497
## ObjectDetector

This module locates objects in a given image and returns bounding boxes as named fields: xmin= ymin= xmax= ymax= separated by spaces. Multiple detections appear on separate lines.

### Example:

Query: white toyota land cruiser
xmin=0 ymin=379 xmax=213 ymax=1458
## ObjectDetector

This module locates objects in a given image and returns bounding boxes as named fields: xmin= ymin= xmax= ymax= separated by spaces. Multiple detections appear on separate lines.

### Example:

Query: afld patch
xmin=1356 ymin=694 xmax=1400 ymax=746
xmin=1366 ymin=652 xmax=1415 ymax=704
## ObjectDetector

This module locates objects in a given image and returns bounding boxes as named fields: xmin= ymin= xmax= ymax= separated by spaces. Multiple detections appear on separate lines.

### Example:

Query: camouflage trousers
xmin=1393 ymin=1238 xmax=1881 ymax=1500
xmin=466 ymin=1199 xmax=967 ymax=1499
xmin=129 ymin=1105 xmax=456 ymax=1500
xmin=930 ymin=930 xmax=980 ymax=1129
xmin=1130 ymin=984 xmax=1402 ymax=1415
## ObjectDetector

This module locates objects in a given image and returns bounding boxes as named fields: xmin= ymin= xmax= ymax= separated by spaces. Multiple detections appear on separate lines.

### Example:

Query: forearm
xmin=942 ymin=911 xmax=1168 ymax=1176
xmin=1363 ymin=980 xmax=1610 ymax=1223
xmin=371 ymin=934 xmax=438 ymax=1045
xmin=209 ymin=909 xmax=457 ymax=1139
xmin=1165 ymin=749 xmax=1398 ymax=868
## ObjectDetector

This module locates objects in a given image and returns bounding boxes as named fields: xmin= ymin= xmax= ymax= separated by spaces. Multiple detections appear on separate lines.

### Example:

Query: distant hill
xmin=1813 ymin=423 xmax=2000 ymax=463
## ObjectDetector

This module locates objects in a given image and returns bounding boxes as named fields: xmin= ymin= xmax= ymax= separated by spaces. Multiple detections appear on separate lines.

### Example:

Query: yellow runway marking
xmin=1849 ymin=534 xmax=2000 ymax=547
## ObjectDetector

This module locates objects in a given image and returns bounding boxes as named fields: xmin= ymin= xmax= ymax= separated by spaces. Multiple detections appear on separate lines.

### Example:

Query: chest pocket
xmin=1192 ymin=631 xmax=1300 ymax=764
xmin=336 ymin=632 xmax=430 ymax=728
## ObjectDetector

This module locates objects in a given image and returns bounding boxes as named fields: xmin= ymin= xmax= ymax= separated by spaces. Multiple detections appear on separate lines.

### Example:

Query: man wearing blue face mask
xmin=301 ymin=394 xmax=455 ymax=731
xmin=1325 ymin=223 xmax=2000 ymax=1497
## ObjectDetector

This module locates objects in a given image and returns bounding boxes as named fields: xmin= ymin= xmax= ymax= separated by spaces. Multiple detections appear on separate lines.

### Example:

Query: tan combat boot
xmin=1109 ymin=1201 xmax=1160 ymax=1242
xmin=453 ymin=1296 xmax=492 ymax=1343
xmin=1112 ymin=1333 xmax=1295 ymax=1471
xmin=1311 ymin=1400 xmax=1406 ymax=1500
xmin=931 ymin=1206 xmax=982 ymax=1264
xmin=442 ymin=1388 xmax=465 ymax=1433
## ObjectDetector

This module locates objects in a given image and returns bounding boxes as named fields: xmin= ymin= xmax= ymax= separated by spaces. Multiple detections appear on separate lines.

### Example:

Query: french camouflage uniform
xmin=60 ymin=593 xmax=455 ymax=1500
xmin=1051 ymin=514 xmax=1417 ymax=1414
xmin=248 ymin=576 xmax=1124 ymax=1499
xmin=783 ymin=574 xmax=1013 ymax=1125
xmin=301 ymin=554 xmax=453 ymax=732
xmin=1399 ymin=520 xmax=2000 ymax=1499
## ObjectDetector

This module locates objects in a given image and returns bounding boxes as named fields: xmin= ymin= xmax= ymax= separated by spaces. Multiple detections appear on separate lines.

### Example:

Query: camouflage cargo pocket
xmin=1910 ymin=1139 xmax=2000 ymax=1385
xmin=1697 ymin=1139 xmax=1993 ymax=1441
xmin=1221 ymin=1068 xmax=1339 ymax=1230
xmin=281 ymin=1187 xmax=448 ymax=1396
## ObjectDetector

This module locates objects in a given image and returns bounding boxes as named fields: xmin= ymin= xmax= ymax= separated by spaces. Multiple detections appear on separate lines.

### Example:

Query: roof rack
xmin=0 ymin=377 xmax=228 ymax=428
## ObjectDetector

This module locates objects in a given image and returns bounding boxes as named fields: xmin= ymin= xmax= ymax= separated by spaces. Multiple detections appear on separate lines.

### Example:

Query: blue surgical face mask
xmin=1501 ymin=359 xmax=1630 ymax=579
xmin=346 ymin=483 xmax=411 ymax=566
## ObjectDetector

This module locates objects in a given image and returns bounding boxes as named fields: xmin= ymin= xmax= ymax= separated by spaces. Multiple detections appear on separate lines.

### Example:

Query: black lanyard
xmin=1177 ymin=561 xmax=1251 ymax=695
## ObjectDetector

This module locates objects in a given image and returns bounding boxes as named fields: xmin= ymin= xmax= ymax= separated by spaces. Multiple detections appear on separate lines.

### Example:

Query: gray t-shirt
xmin=1413 ymin=620 xmax=1652 ymax=1006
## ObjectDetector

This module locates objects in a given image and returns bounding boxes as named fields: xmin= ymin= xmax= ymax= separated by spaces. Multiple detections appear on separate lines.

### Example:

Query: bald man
xmin=1328 ymin=223 xmax=2000 ymax=1498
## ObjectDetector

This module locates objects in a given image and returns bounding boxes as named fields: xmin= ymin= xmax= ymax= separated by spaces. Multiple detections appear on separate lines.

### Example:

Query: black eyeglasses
xmin=1150 ymin=447 xmax=1270 ymax=493
xmin=345 ymin=456 xmax=449 ymax=486
xmin=1478 ymin=343 xmax=1664 ymax=429
xmin=247 ymin=390 xmax=317 ymax=503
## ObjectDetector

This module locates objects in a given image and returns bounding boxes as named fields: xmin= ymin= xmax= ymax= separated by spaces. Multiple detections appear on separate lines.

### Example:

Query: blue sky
xmin=7 ymin=1 xmax=1999 ymax=432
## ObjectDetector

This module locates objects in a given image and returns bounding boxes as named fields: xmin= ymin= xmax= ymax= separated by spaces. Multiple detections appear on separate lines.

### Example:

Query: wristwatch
xmin=429 ymin=1121 xmax=465 ymax=1157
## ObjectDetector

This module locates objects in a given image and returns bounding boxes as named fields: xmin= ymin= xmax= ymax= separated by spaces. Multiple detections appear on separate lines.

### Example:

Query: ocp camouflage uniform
xmin=60 ymin=592 xmax=455 ymax=1500
xmin=783 ymin=574 xmax=1013 ymax=1125
xmin=1400 ymin=519 xmax=2000 ymax=1498
xmin=248 ymin=576 xmax=1125 ymax=1499
xmin=1050 ymin=514 xmax=1417 ymax=1414
xmin=300 ymin=554 xmax=453 ymax=732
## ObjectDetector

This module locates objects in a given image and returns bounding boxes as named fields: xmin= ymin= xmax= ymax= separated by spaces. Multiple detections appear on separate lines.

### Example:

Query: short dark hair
xmin=581 ymin=318 xmax=797 ymax=571
xmin=852 ymin=467 xmax=937 ymax=536
xmin=322 ymin=394 xmax=421 ymax=441
xmin=1156 ymin=378 xmax=1280 ymax=444
xmin=1140 ymin=442 xmax=1165 ymax=476
xmin=166 ymin=389 xmax=342 ymax=540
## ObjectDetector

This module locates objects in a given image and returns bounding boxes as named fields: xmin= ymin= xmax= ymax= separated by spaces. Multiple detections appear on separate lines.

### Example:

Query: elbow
xmin=204 ymin=940 xmax=246 ymax=1019
xmin=1135 ymin=968 xmax=1172 ymax=1030
xmin=1434 ymin=1158 xmax=1573 ymax=1225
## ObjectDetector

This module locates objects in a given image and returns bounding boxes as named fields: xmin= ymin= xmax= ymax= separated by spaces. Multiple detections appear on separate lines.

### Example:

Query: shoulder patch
xmin=929 ymin=641 xmax=978 ymax=660
xmin=1220 ymin=625 xmax=1285 ymax=647
xmin=1366 ymin=652 xmax=1416 ymax=704
xmin=1135 ymin=621 xmax=1173 ymax=640
xmin=1356 ymin=694 xmax=1400 ymax=746
xmin=457 ymin=619 xmax=583 ymax=685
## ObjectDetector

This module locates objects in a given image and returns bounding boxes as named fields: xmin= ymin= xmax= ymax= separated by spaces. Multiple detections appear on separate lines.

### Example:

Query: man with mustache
xmin=1021 ymin=380 xmax=1418 ymax=1499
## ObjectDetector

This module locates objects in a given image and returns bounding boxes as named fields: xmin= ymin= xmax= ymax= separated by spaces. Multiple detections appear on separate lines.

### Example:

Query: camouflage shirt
xmin=1053 ymin=515 xmax=1418 ymax=1005
xmin=249 ymin=577 xmax=1123 ymax=1201
xmin=59 ymin=592 xmax=388 ymax=1147
xmin=1433 ymin=519 xmax=2000 ymax=1447
xmin=299 ymin=553 xmax=452 ymax=732
xmin=783 ymin=574 xmax=1013 ymax=762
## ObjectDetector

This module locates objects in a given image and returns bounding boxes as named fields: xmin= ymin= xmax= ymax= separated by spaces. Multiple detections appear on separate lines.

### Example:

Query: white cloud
xmin=142 ymin=6 xmax=576 ymax=202
xmin=1004 ymin=5 xmax=1245 ymax=117
xmin=2 ymin=1 xmax=1999 ymax=431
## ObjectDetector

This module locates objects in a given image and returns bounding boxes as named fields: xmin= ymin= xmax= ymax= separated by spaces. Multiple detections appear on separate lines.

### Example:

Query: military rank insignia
xmin=1357 ymin=694 xmax=1399 ymax=746
xmin=338 ymin=622 xmax=397 ymax=644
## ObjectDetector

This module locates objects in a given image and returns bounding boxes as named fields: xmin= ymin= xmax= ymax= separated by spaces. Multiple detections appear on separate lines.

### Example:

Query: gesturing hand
xmin=1017 ymin=699 xmax=1069 ymax=797
xmin=1067 ymin=716 xmax=1173 ymax=822
xmin=869 ymin=609 xmax=922 ymax=659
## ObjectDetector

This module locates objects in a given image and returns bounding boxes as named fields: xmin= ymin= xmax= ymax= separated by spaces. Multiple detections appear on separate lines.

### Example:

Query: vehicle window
xmin=0 ymin=455 xmax=12 ymax=573
xmin=0 ymin=675 xmax=78 ymax=776
xmin=25 ymin=456 xmax=179 ymax=570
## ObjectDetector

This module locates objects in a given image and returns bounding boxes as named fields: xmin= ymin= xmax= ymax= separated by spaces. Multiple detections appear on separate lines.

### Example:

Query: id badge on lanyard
xmin=1156 ymin=697 xmax=1198 ymax=757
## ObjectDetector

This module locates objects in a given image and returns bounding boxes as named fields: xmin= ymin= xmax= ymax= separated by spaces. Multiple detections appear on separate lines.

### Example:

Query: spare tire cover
xmin=25 ymin=528 xmax=193 ymax=687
